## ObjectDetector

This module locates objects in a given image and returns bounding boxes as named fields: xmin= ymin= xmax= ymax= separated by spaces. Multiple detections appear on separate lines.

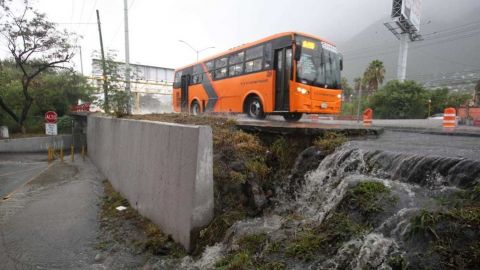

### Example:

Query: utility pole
xmin=356 ymin=84 xmax=363 ymax=123
xmin=79 ymin=46 xmax=84 ymax=75
xmin=124 ymin=0 xmax=131 ymax=114
xmin=397 ymin=33 xmax=409 ymax=82
xmin=385 ymin=0 xmax=423 ymax=82
xmin=96 ymin=10 xmax=109 ymax=112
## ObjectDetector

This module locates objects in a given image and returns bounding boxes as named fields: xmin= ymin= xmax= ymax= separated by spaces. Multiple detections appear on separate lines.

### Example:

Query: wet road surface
xmin=349 ymin=130 xmax=480 ymax=161
xmin=0 ymin=156 xmax=103 ymax=270
xmin=0 ymin=154 xmax=49 ymax=199
xmin=236 ymin=115 xmax=480 ymax=136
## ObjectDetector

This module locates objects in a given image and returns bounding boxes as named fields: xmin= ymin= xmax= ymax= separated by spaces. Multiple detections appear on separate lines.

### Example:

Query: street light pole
xmin=178 ymin=40 xmax=215 ymax=62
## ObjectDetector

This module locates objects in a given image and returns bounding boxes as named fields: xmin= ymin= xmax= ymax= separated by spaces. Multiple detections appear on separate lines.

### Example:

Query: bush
xmin=368 ymin=80 xmax=428 ymax=119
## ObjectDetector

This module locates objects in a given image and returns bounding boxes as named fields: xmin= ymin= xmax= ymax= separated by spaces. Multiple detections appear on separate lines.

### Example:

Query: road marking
xmin=1 ymin=162 xmax=55 ymax=201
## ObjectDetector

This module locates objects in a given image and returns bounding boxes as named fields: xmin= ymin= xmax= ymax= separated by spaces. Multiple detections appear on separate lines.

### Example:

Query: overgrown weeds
xmin=99 ymin=180 xmax=186 ymax=258
xmin=313 ymin=131 xmax=347 ymax=153
xmin=405 ymin=183 xmax=480 ymax=269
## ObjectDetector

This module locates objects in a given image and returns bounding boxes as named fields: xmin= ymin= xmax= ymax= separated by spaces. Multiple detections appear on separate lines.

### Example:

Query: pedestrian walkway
xmin=0 ymin=157 xmax=104 ymax=269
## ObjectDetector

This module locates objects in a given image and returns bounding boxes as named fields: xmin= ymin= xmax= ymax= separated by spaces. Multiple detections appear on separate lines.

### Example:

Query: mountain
xmin=337 ymin=0 xmax=480 ymax=91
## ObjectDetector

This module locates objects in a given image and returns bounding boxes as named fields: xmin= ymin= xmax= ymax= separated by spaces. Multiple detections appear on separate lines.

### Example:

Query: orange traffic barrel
xmin=443 ymin=107 xmax=456 ymax=131
xmin=363 ymin=108 xmax=373 ymax=127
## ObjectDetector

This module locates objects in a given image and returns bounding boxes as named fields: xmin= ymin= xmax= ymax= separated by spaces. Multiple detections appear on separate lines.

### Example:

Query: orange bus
xmin=172 ymin=32 xmax=343 ymax=121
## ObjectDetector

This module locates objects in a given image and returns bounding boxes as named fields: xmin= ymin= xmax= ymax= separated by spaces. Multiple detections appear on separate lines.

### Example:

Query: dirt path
xmin=0 ymin=157 xmax=104 ymax=269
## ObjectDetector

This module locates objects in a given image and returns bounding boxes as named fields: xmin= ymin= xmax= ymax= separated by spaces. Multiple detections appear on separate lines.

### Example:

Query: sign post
xmin=45 ymin=111 xmax=58 ymax=136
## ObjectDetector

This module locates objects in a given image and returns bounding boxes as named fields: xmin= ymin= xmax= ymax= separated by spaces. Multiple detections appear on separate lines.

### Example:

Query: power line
xmin=344 ymin=29 xmax=480 ymax=61
xmin=343 ymin=21 xmax=480 ymax=59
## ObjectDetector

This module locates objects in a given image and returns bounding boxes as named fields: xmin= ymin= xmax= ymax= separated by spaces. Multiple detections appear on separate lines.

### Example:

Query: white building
xmin=91 ymin=59 xmax=175 ymax=114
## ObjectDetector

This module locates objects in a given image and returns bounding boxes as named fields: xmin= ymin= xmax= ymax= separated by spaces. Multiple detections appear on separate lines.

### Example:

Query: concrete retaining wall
xmin=87 ymin=115 xmax=213 ymax=251
xmin=0 ymin=135 xmax=73 ymax=153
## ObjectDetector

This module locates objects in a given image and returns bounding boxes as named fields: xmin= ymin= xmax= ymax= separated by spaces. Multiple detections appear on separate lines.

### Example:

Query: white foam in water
xmin=323 ymin=233 xmax=398 ymax=270
xmin=179 ymin=147 xmax=469 ymax=269
xmin=179 ymin=243 xmax=225 ymax=270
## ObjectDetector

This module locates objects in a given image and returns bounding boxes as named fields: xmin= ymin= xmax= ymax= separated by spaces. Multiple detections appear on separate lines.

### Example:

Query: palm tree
xmin=363 ymin=60 xmax=386 ymax=95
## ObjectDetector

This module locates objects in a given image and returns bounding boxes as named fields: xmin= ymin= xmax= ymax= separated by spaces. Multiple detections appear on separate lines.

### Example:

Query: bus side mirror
xmin=294 ymin=44 xmax=302 ymax=61
xmin=340 ymin=56 xmax=344 ymax=71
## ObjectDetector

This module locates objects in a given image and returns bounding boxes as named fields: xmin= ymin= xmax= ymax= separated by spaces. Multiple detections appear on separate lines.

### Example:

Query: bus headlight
xmin=337 ymin=94 xmax=342 ymax=99
xmin=296 ymin=87 xmax=309 ymax=95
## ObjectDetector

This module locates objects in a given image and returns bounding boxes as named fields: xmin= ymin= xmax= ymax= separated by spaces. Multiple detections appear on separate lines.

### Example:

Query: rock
xmin=142 ymin=263 xmax=153 ymax=270
xmin=94 ymin=253 xmax=104 ymax=263
xmin=287 ymin=146 xmax=327 ymax=195
xmin=248 ymin=179 xmax=267 ymax=210
xmin=230 ymin=161 xmax=246 ymax=172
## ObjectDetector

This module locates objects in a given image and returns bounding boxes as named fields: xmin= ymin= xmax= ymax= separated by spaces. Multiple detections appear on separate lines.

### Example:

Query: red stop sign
xmin=45 ymin=111 xmax=57 ymax=123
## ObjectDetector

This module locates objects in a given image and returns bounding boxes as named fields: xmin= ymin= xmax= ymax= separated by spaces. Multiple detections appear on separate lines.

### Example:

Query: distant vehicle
xmin=428 ymin=113 xmax=444 ymax=120
xmin=428 ymin=113 xmax=460 ymax=121
xmin=172 ymin=32 xmax=343 ymax=121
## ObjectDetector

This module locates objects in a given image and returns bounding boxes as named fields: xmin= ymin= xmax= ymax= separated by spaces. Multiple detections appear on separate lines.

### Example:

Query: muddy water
xmin=178 ymin=145 xmax=480 ymax=269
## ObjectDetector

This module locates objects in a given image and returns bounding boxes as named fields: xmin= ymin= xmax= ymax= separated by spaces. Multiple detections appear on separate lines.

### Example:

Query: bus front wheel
xmin=246 ymin=96 xmax=266 ymax=120
xmin=190 ymin=101 xmax=201 ymax=116
xmin=283 ymin=113 xmax=303 ymax=122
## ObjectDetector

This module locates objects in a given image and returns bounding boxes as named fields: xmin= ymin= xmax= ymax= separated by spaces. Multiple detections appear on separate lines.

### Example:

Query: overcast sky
xmin=4 ymin=0 xmax=479 ymax=76
xmin=12 ymin=0 xmax=392 ymax=74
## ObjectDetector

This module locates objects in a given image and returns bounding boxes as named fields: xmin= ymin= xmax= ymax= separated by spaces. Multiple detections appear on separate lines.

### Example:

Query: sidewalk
xmin=0 ymin=157 xmax=104 ymax=269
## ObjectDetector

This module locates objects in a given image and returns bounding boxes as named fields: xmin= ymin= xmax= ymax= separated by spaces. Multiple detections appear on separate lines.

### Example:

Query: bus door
xmin=274 ymin=47 xmax=292 ymax=111
xmin=180 ymin=74 xmax=190 ymax=112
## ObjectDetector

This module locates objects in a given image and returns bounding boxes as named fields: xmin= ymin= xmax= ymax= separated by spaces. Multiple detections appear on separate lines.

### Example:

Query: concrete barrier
xmin=0 ymin=135 xmax=72 ymax=153
xmin=87 ymin=115 xmax=213 ymax=251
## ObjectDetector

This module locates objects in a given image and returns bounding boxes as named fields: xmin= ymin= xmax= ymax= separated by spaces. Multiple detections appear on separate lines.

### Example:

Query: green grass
xmin=406 ymin=183 xmax=480 ymax=269
xmin=99 ymin=180 xmax=186 ymax=258
xmin=313 ymin=131 xmax=346 ymax=153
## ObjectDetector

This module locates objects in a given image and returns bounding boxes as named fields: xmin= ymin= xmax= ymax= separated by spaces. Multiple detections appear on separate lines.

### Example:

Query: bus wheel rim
xmin=192 ymin=103 xmax=200 ymax=115
xmin=250 ymin=100 xmax=260 ymax=116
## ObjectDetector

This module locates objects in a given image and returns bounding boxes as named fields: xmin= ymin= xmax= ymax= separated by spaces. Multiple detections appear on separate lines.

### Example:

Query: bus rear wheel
xmin=246 ymin=96 xmax=266 ymax=120
xmin=190 ymin=101 xmax=201 ymax=116
xmin=283 ymin=113 xmax=303 ymax=122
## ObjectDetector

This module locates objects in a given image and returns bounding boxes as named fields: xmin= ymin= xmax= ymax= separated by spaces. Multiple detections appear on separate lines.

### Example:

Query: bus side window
xmin=245 ymin=45 xmax=264 ymax=73
xmin=205 ymin=61 xmax=214 ymax=72
xmin=264 ymin=43 xmax=272 ymax=69
xmin=228 ymin=51 xmax=245 ymax=77
xmin=214 ymin=57 xmax=228 ymax=80
xmin=173 ymin=71 xmax=182 ymax=88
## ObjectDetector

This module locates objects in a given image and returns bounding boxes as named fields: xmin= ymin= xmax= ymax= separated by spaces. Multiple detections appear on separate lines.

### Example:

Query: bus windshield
xmin=296 ymin=36 xmax=341 ymax=89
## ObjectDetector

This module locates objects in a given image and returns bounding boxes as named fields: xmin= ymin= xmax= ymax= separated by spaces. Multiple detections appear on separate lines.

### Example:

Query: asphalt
xmin=349 ymin=130 xmax=480 ymax=161
xmin=0 ymin=156 xmax=104 ymax=270
xmin=236 ymin=115 xmax=480 ymax=137
xmin=0 ymin=154 xmax=50 ymax=199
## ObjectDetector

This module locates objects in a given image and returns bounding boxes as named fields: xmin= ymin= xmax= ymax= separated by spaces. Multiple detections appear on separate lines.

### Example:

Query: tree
xmin=0 ymin=1 xmax=76 ymax=132
xmin=93 ymin=50 xmax=132 ymax=117
xmin=341 ymin=77 xmax=353 ymax=102
xmin=0 ymin=60 xmax=93 ymax=132
xmin=363 ymin=60 xmax=386 ymax=95
xmin=428 ymin=88 xmax=471 ymax=114
xmin=368 ymin=80 xmax=429 ymax=119
xmin=353 ymin=77 xmax=362 ymax=93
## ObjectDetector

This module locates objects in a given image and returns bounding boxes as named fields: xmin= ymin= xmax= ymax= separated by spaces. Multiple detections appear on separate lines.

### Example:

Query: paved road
xmin=0 ymin=154 xmax=49 ymax=199
xmin=349 ymin=130 xmax=480 ymax=161
xmin=0 ymin=156 xmax=103 ymax=270
xmin=236 ymin=115 xmax=480 ymax=136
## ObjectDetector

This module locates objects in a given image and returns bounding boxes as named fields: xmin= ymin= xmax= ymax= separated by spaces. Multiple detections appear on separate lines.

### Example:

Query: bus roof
xmin=175 ymin=31 xmax=336 ymax=71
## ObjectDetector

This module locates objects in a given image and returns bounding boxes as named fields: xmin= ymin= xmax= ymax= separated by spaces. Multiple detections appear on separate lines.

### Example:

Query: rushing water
xmin=180 ymin=145 xmax=480 ymax=269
